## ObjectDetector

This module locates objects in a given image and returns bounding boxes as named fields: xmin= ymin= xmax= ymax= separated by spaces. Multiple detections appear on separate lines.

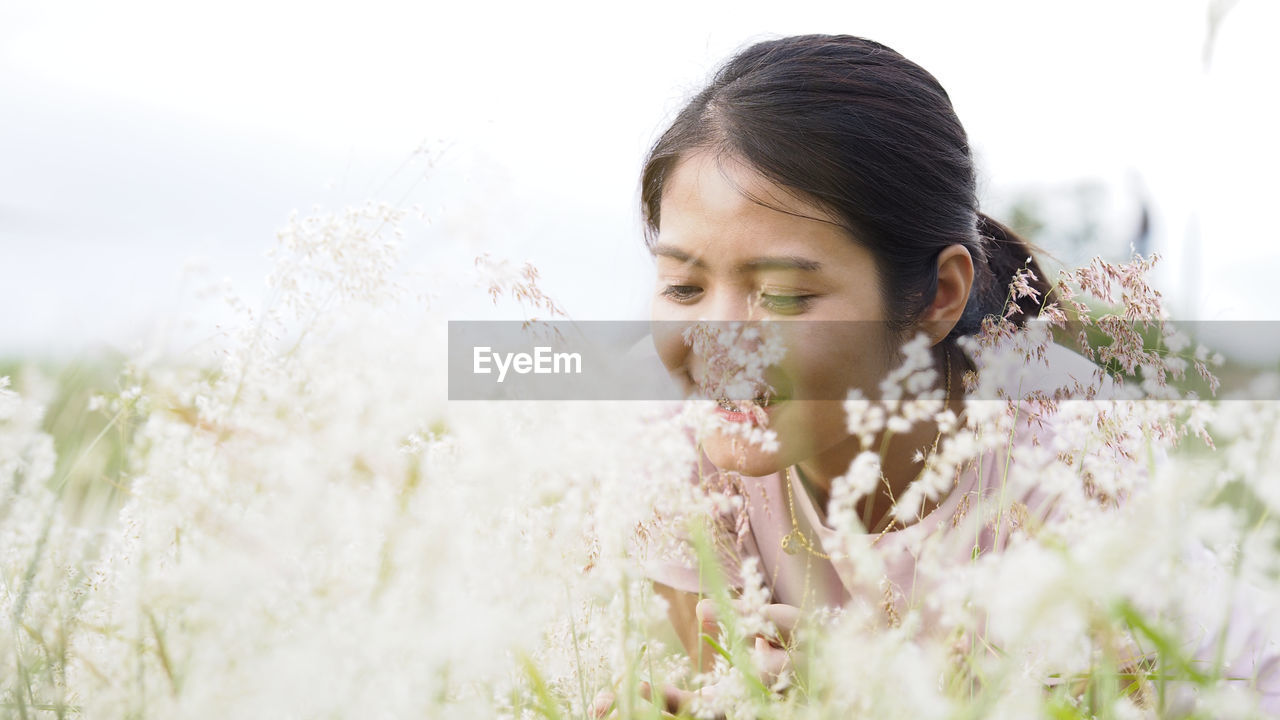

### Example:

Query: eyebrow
xmin=651 ymin=244 xmax=822 ymax=273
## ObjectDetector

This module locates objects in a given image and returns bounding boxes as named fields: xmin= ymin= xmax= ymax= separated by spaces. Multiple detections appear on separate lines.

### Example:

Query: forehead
xmin=657 ymin=151 xmax=866 ymax=266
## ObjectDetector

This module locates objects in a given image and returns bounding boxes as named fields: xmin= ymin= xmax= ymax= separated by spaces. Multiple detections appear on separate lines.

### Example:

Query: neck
xmin=796 ymin=345 xmax=964 ymax=530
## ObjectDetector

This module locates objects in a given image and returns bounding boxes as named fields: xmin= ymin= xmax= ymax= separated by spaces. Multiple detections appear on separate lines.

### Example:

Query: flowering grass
xmin=2 ymin=204 xmax=1278 ymax=719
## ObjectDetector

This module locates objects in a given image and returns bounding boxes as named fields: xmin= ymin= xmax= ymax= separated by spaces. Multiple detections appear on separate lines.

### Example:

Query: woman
xmin=600 ymin=33 xmax=1075 ymax=715
xmin=606 ymin=33 xmax=1280 ymax=720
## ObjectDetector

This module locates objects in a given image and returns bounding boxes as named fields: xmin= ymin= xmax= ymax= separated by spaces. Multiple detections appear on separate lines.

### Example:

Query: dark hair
xmin=640 ymin=34 xmax=1052 ymax=339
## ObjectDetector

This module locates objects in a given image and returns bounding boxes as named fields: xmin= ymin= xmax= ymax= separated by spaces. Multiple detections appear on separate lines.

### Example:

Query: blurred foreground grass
xmin=1 ymin=356 xmax=136 ymax=527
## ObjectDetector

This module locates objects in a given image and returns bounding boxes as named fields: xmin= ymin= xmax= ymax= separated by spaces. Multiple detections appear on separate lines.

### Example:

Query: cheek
xmin=783 ymin=323 xmax=891 ymax=401
xmin=650 ymin=316 xmax=688 ymax=373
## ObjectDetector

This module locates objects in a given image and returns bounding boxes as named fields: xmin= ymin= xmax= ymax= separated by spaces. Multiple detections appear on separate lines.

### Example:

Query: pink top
xmin=644 ymin=425 xmax=1035 ymax=620
xmin=645 ymin=341 xmax=1076 ymax=619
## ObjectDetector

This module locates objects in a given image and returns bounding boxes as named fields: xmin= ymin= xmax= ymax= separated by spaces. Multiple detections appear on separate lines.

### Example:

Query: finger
xmin=696 ymin=598 xmax=718 ymax=631
xmin=590 ymin=689 xmax=616 ymax=718
xmin=639 ymin=681 xmax=698 ymax=715
xmin=753 ymin=636 xmax=792 ymax=686
xmin=762 ymin=603 xmax=804 ymax=645
xmin=643 ymin=680 xmax=733 ymax=720
xmin=695 ymin=597 xmax=722 ymax=650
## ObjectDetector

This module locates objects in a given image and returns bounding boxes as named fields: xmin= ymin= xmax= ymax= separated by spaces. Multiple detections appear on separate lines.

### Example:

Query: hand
xmin=697 ymin=599 xmax=803 ymax=692
xmin=591 ymin=599 xmax=805 ymax=718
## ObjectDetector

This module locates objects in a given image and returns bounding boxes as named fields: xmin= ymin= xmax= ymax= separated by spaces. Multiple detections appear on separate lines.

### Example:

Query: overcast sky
xmin=3 ymin=0 xmax=1278 ymax=358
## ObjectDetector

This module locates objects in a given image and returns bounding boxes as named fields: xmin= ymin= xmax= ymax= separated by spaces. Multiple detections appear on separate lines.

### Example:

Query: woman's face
xmin=650 ymin=151 xmax=899 ymax=476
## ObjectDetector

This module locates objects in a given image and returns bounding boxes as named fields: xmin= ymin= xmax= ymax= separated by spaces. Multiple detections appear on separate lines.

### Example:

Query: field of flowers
xmin=3 ymin=203 xmax=1278 ymax=719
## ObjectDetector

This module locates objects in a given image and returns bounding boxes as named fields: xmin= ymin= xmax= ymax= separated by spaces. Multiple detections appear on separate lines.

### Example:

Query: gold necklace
xmin=781 ymin=464 xmax=831 ymax=559
xmin=781 ymin=464 xmax=906 ymax=558
xmin=780 ymin=352 xmax=953 ymax=557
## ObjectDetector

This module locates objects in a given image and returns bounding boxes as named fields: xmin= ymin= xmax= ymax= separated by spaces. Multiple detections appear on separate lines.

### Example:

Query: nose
xmin=653 ymin=286 xmax=755 ymax=359
xmin=700 ymin=286 xmax=757 ymax=324
xmin=652 ymin=285 xmax=773 ymax=398
xmin=683 ymin=290 xmax=779 ymax=395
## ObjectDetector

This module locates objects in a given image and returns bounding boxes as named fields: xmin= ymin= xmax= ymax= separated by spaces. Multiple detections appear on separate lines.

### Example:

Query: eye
xmin=758 ymin=293 xmax=816 ymax=315
xmin=660 ymin=285 xmax=703 ymax=303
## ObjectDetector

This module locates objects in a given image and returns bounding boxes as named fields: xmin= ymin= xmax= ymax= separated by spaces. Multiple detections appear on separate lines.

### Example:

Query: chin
xmin=701 ymin=433 xmax=785 ymax=478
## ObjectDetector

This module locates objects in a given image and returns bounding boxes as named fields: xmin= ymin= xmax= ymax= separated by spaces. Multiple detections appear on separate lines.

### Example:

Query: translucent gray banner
xmin=447 ymin=320 xmax=1278 ymax=401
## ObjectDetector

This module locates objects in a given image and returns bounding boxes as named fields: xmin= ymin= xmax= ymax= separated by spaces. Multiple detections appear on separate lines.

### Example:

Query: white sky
xmin=2 ymin=0 xmax=1278 ymax=358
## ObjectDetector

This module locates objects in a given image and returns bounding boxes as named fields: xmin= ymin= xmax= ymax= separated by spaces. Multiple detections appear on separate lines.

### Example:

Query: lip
xmin=681 ymin=370 xmax=790 ymax=416
xmin=709 ymin=395 xmax=786 ymax=424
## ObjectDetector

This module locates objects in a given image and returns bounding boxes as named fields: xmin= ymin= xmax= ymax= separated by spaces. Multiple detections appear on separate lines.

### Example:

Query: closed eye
xmin=660 ymin=285 xmax=703 ymax=303
xmin=758 ymin=293 xmax=816 ymax=315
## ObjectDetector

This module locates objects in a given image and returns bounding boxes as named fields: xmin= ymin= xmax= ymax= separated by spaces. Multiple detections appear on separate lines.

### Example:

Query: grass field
xmin=3 ymin=209 xmax=1277 ymax=719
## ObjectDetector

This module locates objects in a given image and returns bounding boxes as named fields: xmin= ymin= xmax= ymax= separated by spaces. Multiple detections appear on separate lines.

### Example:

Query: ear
xmin=919 ymin=244 xmax=974 ymax=345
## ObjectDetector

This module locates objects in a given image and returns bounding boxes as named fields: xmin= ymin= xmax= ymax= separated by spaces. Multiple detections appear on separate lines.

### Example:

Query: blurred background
xmin=2 ymin=0 xmax=1278 ymax=360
